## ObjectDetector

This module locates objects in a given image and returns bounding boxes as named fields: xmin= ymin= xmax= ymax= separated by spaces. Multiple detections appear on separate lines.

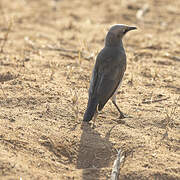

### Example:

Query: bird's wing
xmin=97 ymin=61 xmax=125 ymax=111
xmin=88 ymin=64 xmax=98 ymax=96
xmin=83 ymin=59 xmax=100 ymax=121
xmin=88 ymin=47 xmax=126 ymax=112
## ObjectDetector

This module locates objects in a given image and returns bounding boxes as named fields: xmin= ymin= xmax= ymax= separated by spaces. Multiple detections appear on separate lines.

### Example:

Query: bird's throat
xmin=105 ymin=33 xmax=123 ymax=47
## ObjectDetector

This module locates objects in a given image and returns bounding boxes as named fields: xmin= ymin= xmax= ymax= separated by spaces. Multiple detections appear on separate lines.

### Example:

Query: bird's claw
xmin=119 ymin=113 xmax=132 ymax=119
xmin=119 ymin=114 xmax=125 ymax=119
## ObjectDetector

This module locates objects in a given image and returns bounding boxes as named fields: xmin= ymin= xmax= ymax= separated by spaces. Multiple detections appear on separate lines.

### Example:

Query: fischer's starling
xmin=83 ymin=24 xmax=137 ymax=122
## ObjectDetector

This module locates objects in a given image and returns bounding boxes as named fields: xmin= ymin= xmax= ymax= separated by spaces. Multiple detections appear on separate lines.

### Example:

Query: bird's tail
xmin=83 ymin=96 xmax=98 ymax=122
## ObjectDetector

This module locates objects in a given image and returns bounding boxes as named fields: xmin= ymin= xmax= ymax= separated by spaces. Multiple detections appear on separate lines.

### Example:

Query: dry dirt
xmin=0 ymin=0 xmax=180 ymax=179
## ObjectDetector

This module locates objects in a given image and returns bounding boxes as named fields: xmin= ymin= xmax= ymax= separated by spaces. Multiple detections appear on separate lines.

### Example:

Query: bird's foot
xmin=119 ymin=113 xmax=132 ymax=119
xmin=116 ymin=113 xmax=132 ymax=124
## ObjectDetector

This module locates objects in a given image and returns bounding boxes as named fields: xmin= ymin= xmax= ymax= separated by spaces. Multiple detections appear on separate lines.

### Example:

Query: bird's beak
xmin=126 ymin=26 xmax=137 ymax=31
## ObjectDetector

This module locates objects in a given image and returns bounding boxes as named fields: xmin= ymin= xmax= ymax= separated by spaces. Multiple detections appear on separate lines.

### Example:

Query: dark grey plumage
xmin=83 ymin=24 xmax=137 ymax=122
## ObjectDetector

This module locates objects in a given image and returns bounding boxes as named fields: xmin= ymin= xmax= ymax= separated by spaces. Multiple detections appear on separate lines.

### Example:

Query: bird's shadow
xmin=76 ymin=122 xmax=117 ymax=180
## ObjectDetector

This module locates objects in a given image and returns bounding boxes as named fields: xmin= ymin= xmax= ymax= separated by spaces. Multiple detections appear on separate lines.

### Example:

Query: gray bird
xmin=83 ymin=24 xmax=137 ymax=122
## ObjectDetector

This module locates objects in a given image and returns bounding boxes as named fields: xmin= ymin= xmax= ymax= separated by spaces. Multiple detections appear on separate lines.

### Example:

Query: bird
xmin=83 ymin=24 xmax=137 ymax=122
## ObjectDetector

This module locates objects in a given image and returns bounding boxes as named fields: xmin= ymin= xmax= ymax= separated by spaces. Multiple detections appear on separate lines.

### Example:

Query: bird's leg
xmin=111 ymin=92 xmax=125 ymax=119
xmin=91 ymin=109 xmax=98 ymax=128
xmin=93 ymin=109 xmax=98 ymax=122
xmin=112 ymin=100 xmax=125 ymax=119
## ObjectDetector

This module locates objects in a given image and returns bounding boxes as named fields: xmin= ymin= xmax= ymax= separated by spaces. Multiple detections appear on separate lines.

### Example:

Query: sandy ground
xmin=0 ymin=0 xmax=180 ymax=179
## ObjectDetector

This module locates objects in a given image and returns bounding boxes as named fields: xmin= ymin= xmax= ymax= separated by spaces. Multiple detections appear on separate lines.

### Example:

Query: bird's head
xmin=105 ymin=24 xmax=137 ymax=47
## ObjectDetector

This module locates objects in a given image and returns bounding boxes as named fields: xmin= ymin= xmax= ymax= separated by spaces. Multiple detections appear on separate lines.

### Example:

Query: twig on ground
xmin=142 ymin=97 xmax=170 ymax=104
xmin=42 ymin=45 xmax=79 ymax=54
xmin=24 ymin=40 xmax=94 ymax=61
xmin=40 ymin=45 xmax=94 ymax=61
xmin=168 ymin=56 xmax=180 ymax=62
xmin=60 ymin=53 xmax=76 ymax=59
xmin=164 ymin=53 xmax=180 ymax=62
xmin=111 ymin=149 xmax=125 ymax=180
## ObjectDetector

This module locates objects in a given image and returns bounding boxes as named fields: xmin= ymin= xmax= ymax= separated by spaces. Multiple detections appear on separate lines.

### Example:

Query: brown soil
xmin=0 ymin=0 xmax=180 ymax=179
